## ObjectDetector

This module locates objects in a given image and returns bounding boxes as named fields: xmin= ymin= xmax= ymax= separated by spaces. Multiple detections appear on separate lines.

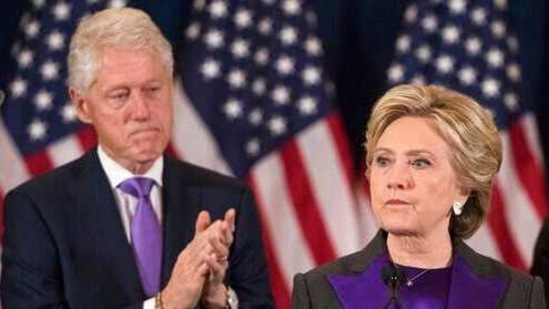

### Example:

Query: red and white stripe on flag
xmin=466 ymin=113 xmax=547 ymax=270
xmin=0 ymin=119 xmax=97 ymax=277
xmin=172 ymin=81 xmax=366 ymax=308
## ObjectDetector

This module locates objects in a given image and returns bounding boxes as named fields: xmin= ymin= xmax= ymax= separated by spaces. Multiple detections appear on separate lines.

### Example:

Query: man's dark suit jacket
xmin=0 ymin=149 xmax=273 ymax=308
xmin=292 ymin=231 xmax=545 ymax=309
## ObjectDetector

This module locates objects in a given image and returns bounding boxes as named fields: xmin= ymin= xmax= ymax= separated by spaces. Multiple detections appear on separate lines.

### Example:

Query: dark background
xmin=1 ymin=0 xmax=548 ymax=186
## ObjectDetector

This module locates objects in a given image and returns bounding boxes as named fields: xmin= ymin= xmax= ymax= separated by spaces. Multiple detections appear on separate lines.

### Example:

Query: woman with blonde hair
xmin=292 ymin=84 xmax=545 ymax=308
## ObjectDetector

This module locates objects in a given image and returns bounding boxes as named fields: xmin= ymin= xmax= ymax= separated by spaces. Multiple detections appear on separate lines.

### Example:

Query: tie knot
xmin=118 ymin=177 xmax=155 ymax=198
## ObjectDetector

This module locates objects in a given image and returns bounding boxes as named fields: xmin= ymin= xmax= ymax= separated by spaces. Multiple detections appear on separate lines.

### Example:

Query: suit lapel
xmin=160 ymin=156 xmax=201 ymax=286
xmin=328 ymin=254 xmax=390 ymax=308
xmin=71 ymin=150 xmax=143 ymax=299
xmin=327 ymin=231 xmax=388 ymax=308
xmin=447 ymin=240 xmax=508 ymax=309
xmin=326 ymin=232 xmax=509 ymax=308
xmin=71 ymin=153 xmax=204 ymax=295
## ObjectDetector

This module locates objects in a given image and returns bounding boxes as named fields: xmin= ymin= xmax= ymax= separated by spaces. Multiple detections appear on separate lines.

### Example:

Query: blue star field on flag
xmin=387 ymin=0 xmax=525 ymax=130
xmin=179 ymin=0 xmax=335 ymax=177
xmin=1 ymin=0 xmax=127 ymax=156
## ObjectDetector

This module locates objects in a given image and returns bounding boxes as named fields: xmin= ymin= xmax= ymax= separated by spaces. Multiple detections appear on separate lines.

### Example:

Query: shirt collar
xmin=97 ymin=145 xmax=164 ymax=189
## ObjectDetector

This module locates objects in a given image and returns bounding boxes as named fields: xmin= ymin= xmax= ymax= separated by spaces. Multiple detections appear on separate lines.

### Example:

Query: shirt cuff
xmin=143 ymin=297 xmax=156 ymax=309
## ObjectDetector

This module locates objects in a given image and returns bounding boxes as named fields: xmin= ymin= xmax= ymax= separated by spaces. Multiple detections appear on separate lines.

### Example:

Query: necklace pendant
xmin=406 ymin=280 xmax=413 ymax=287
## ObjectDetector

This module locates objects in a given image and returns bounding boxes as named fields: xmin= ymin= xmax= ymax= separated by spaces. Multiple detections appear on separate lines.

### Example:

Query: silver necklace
xmin=404 ymin=268 xmax=431 ymax=287
xmin=392 ymin=262 xmax=432 ymax=287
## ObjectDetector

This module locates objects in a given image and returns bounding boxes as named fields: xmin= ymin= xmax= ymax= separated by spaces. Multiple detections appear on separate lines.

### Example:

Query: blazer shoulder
xmin=489 ymin=258 xmax=546 ymax=308
xmin=165 ymin=155 xmax=247 ymax=189
xmin=476 ymin=253 xmax=537 ymax=284
xmin=456 ymin=240 xmax=545 ymax=307
xmin=299 ymin=248 xmax=370 ymax=283
xmin=291 ymin=249 xmax=373 ymax=309
xmin=7 ymin=153 xmax=89 ymax=198
xmin=302 ymin=232 xmax=386 ymax=280
xmin=457 ymin=240 xmax=533 ymax=281
xmin=299 ymin=232 xmax=385 ymax=282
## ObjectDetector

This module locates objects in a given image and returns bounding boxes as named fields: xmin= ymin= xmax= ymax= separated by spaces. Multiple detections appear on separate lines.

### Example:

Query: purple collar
xmin=327 ymin=252 xmax=508 ymax=308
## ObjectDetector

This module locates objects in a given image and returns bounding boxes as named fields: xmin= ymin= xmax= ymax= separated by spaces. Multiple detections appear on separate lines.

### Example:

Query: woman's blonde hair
xmin=68 ymin=7 xmax=173 ymax=93
xmin=365 ymin=84 xmax=502 ymax=238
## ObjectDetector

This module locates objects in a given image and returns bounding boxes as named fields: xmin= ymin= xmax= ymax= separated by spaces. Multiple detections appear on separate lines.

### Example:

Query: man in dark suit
xmin=0 ymin=7 xmax=273 ymax=308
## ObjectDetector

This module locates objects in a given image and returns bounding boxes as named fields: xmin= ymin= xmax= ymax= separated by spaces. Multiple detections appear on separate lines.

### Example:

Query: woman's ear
xmin=459 ymin=187 xmax=471 ymax=204
xmin=69 ymin=87 xmax=92 ymax=124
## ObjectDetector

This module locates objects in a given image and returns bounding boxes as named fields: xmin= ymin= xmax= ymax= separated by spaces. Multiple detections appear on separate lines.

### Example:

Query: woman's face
xmin=369 ymin=116 xmax=468 ymax=238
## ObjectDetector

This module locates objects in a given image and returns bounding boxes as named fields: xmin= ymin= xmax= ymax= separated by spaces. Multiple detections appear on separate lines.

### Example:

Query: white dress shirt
xmin=97 ymin=146 xmax=163 ymax=308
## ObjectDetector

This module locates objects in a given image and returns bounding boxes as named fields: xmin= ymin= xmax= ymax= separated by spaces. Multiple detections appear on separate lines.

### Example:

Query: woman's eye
xmin=411 ymin=158 xmax=431 ymax=169
xmin=375 ymin=156 xmax=390 ymax=167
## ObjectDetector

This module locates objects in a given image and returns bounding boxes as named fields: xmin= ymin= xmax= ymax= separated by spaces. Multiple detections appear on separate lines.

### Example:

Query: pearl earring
xmin=452 ymin=202 xmax=463 ymax=216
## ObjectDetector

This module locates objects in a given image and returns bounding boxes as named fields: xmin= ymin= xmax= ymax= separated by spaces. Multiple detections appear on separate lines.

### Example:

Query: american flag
xmin=172 ymin=0 xmax=365 ymax=307
xmin=0 ymin=0 xmax=129 ymax=244
xmin=385 ymin=0 xmax=547 ymax=270
xmin=0 ymin=0 xmax=366 ymax=308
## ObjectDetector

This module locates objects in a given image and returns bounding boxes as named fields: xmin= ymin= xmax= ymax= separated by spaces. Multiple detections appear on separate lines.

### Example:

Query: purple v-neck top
xmin=327 ymin=249 xmax=507 ymax=309
xmin=392 ymin=264 xmax=452 ymax=308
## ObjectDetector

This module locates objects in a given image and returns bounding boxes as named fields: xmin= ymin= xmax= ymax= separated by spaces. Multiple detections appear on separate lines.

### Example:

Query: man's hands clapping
xmin=161 ymin=208 xmax=236 ymax=309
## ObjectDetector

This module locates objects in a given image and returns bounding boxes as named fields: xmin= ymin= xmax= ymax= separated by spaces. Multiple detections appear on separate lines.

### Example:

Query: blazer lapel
xmin=71 ymin=150 xmax=143 ymax=299
xmin=447 ymin=240 xmax=508 ymax=309
xmin=328 ymin=254 xmax=390 ymax=308
xmin=327 ymin=231 xmax=389 ymax=308
xmin=326 ymin=232 xmax=509 ymax=309
xmin=160 ymin=156 xmax=202 ymax=286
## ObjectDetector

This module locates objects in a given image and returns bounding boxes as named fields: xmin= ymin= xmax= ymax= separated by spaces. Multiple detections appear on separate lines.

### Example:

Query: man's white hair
xmin=67 ymin=7 xmax=173 ymax=93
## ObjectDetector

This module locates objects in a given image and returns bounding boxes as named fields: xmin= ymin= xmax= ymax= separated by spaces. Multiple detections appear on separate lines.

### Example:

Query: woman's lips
xmin=385 ymin=199 xmax=410 ymax=205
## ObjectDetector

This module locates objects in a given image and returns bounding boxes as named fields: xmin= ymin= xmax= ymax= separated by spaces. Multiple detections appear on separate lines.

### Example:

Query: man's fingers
xmin=206 ymin=254 xmax=228 ymax=279
xmin=224 ymin=208 xmax=236 ymax=232
xmin=210 ymin=237 xmax=230 ymax=259
xmin=213 ymin=221 xmax=230 ymax=246
xmin=197 ymin=262 xmax=210 ymax=278
xmin=192 ymin=210 xmax=235 ymax=260
xmin=195 ymin=210 xmax=211 ymax=235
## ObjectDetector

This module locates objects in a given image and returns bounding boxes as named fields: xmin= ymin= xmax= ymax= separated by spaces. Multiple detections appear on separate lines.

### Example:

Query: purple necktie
xmin=118 ymin=177 xmax=162 ymax=297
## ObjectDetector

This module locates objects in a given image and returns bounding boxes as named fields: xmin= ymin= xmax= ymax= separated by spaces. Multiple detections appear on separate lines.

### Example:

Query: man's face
xmin=71 ymin=48 xmax=173 ymax=172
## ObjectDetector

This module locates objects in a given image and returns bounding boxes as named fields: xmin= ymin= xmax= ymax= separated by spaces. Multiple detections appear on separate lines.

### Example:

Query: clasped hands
xmin=161 ymin=208 xmax=236 ymax=309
